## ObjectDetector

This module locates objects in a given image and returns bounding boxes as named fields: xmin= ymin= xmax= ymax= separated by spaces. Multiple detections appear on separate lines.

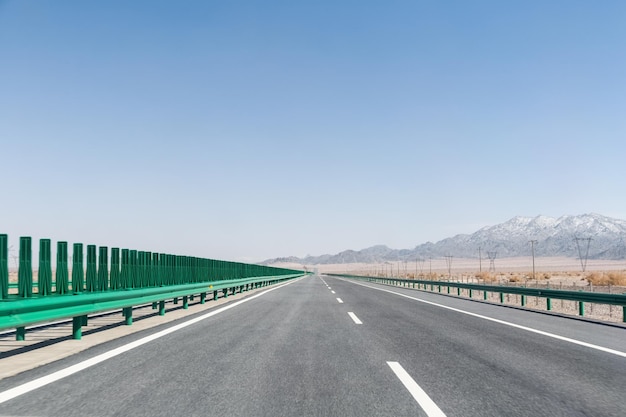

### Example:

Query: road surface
xmin=0 ymin=274 xmax=624 ymax=416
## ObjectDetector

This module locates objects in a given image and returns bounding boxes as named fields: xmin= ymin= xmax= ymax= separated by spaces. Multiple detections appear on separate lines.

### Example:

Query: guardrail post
xmin=500 ymin=292 xmax=504 ymax=303
xmin=18 ymin=236 xmax=33 ymax=298
xmin=483 ymin=290 xmax=488 ymax=300
xmin=16 ymin=326 xmax=25 ymax=341
xmin=578 ymin=301 xmax=584 ymax=316
xmin=38 ymin=239 xmax=52 ymax=296
xmin=623 ymin=295 xmax=625 ymax=323
xmin=183 ymin=295 xmax=189 ymax=309
xmin=173 ymin=297 xmax=178 ymax=304
xmin=159 ymin=300 xmax=165 ymax=315
xmin=447 ymin=285 xmax=450 ymax=294
xmin=124 ymin=307 xmax=133 ymax=325
xmin=0 ymin=234 xmax=8 ymax=299
xmin=200 ymin=292 xmax=206 ymax=304
xmin=214 ymin=290 xmax=218 ymax=300
xmin=469 ymin=288 xmax=473 ymax=298
xmin=521 ymin=295 xmax=526 ymax=307
xmin=72 ymin=316 xmax=82 ymax=340
xmin=152 ymin=302 xmax=157 ymax=310
xmin=546 ymin=298 xmax=552 ymax=310
xmin=438 ymin=285 xmax=441 ymax=293
xmin=457 ymin=287 xmax=461 ymax=296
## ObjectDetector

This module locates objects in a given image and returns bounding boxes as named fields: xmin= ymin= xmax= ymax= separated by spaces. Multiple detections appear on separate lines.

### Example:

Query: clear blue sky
xmin=1 ymin=1 xmax=625 ymax=262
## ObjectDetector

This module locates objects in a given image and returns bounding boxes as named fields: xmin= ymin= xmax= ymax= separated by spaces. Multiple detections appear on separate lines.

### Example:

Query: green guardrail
xmin=0 ymin=234 xmax=309 ymax=340
xmin=329 ymin=274 xmax=626 ymax=323
xmin=1 ymin=273 xmax=304 ymax=340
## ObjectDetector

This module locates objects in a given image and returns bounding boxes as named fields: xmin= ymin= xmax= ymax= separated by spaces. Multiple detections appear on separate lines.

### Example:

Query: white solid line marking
xmin=336 ymin=298 xmax=343 ymax=303
xmin=348 ymin=312 xmax=362 ymax=324
xmin=0 ymin=278 xmax=303 ymax=405
xmin=341 ymin=279 xmax=626 ymax=358
xmin=387 ymin=362 xmax=447 ymax=417
xmin=331 ymin=290 xmax=336 ymax=294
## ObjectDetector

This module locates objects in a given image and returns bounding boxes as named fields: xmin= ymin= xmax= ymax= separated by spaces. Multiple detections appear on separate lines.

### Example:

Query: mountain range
xmin=265 ymin=213 xmax=626 ymax=265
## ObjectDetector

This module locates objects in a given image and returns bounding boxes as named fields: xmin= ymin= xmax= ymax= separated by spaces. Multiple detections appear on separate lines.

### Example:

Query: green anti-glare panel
xmin=98 ymin=246 xmax=108 ymax=291
xmin=129 ymin=250 xmax=137 ymax=288
xmin=56 ymin=242 xmax=69 ymax=294
xmin=110 ymin=248 xmax=120 ymax=290
xmin=38 ymin=239 xmax=52 ymax=296
xmin=86 ymin=245 xmax=97 ymax=292
xmin=0 ymin=234 xmax=8 ymax=299
xmin=120 ymin=249 xmax=130 ymax=289
xmin=72 ymin=243 xmax=84 ymax=292
xmin=18 ymin=237 xmax=32 ymax=298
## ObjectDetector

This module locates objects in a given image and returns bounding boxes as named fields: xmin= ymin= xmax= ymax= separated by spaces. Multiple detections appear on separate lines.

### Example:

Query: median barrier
xmin=0 ymin=233 xmax=308 ymax=340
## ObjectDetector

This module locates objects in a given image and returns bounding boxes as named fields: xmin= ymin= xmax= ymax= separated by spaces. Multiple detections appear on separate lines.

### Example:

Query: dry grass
xmin=585 ymin=271 xmax=626 ymax=286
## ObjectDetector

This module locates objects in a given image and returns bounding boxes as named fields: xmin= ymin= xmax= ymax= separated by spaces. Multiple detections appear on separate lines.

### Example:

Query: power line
xmin=444 ymin=255 xmax=453 ymax=281
xmin=529 ymin=240 xmax=537 ymax=280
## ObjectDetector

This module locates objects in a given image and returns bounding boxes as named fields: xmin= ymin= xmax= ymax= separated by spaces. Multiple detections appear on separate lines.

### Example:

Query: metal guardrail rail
xmin=0 ymin=234 xmax=308 ymax=340
xmin=0 ymin=273 xmax=304 ymax=340
xmin=328 ymin=274 xmax=626 ymax=322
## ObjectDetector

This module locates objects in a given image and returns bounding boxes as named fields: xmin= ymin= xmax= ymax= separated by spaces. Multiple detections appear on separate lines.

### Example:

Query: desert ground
xmin=269 ymin=257 xmax=626 ymax=324
xmin=271 ymin=257 xmax=626 ymax=288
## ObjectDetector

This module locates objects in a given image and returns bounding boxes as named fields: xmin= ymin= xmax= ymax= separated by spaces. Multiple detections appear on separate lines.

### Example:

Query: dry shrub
xmin=476 ymin=272 xmax=497 ymax=282
xmin=541 ymin=272 xmax=551 ymax=280
xmin=508 ymin=275 xmax=521 ymax=283
xmin=585 ymin=271 xmax=626 ymax=286
xmin=607 ymin=271 xmax=626 ymax=286
xmin=585 ymin=272 xmax=604 ymax=285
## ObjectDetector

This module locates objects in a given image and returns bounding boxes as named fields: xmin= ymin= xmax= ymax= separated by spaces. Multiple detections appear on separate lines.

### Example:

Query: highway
xmin=0 ymin=274 xmax=624 ymax=416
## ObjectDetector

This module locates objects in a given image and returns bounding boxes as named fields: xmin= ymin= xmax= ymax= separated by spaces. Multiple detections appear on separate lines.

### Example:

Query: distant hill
xmin=264 ymin=213 xmax=626 ymax=265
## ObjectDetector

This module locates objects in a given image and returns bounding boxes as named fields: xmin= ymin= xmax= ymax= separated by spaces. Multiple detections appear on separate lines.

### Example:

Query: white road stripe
xmin=0 ymin=278 xmax=303 ymax=405
xmin=331 ymin=290 xmax=336 ymax=294
xmin=337 ymin=298 xmax=343 ymax=303
xmin=341 ymin=279 xmax=626 ymax=358
xmin=348 ymin=312 xmax=362 ymax=324
xmin=387 ymin=362 xmax=447 ymax=417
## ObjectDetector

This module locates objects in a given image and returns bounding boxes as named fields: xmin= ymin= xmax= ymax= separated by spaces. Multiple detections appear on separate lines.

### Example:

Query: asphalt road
xmin=0 ymin=274 xmax=624 ymax=417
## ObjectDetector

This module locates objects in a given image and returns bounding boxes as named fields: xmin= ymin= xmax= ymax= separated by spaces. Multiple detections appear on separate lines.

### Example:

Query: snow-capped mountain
xmin=265 ymin=213 xmax=626 ymax=264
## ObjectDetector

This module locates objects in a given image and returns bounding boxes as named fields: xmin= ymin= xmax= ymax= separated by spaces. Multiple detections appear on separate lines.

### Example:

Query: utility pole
xmin=575 ymin=237 xmax=592 ymax=272
xmin=530 ymin=240 xmax=537 ymax=280
xmin=444 ymin=255 xmax=453 ymax=281
xmin=429 ymin=257 xmax=432 ymax=277
xmin=487 ymin=251 xmax=497 ymax=273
